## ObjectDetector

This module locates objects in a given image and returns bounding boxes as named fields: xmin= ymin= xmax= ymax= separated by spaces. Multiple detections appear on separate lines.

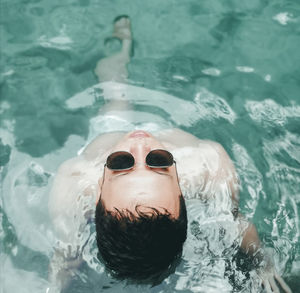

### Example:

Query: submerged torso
xmin=48 ymin=128 xmax=238 ymax=244
xmin=47 ymin=80 xmax=243 ymax=291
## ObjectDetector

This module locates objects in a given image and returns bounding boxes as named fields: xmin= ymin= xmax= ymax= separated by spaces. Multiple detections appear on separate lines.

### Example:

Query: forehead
xmin=101 ymin=170 xmax=180 ymax=216
xmin=104 ymin=170 xmax=174 ymax=196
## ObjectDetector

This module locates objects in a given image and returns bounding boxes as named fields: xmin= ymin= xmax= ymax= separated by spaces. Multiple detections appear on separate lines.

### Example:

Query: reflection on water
xmin=1 ymin=0 xmax=300 ymax=292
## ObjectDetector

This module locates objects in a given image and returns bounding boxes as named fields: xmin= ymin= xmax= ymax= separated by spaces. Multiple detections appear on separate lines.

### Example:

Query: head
xmin=95 ymin=131 xmax=188 ymax=283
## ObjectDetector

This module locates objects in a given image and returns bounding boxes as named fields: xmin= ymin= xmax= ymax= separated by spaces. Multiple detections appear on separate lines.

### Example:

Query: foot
xmin=113 ymin=15 xmax=132 ymax=40
xmin=96 ymin=15 xmax=133 ymax=82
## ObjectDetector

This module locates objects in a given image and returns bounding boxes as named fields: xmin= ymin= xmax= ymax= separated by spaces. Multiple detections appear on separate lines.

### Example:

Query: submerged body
xmin=47 ymin=16 xmax=291 ymax=293
xmin=49 ymin=128 xmax=238 ymax=244
xmin=48 ymin=127 xmax=244 ymax=289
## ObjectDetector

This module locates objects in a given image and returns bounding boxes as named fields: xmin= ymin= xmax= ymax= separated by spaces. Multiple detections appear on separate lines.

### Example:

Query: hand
xmin=256 ymin=254 xmax=292 ymax=293
xmin=48 ymin=245 xmax=83 ymax=291
xmin=258 ymin=270 xmax=292 ymax=293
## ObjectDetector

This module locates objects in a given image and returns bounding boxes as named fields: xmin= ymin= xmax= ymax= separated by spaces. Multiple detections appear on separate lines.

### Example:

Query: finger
xmin=274 ymin=274 xmax=292 ymax=293
xmin=262 ymin=280 xmax=273 ymax=293
xmin=269 ymin=277 xmax=280 ymax=293
xmin=67 ymin=245 xmax=72 ymax=258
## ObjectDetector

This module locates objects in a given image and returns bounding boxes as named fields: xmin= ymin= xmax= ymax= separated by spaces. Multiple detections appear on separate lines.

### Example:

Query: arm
xmin=205 ymin=142 xmax=291 ymax=292
xmin=240 ymin=220 xmax=261 ymax=256
xmin=239 ymin=217 xmax=292 ymax=293
xmin=47 ymin=157 xmax=97 ymax=291
xmin=203 ymin=141 xmax=240 ymax=208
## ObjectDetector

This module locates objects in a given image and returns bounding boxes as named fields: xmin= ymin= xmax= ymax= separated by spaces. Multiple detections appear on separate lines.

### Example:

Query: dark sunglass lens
xmin=106 ymin=152 xmax=134 ymax=170
xmin=146 ymin=150 xmax=173 ymax=167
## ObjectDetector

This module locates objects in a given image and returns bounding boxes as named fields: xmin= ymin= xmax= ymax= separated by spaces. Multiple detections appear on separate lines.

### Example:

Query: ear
xmin=98 ymin=176 xmax=103 ymax=187
xmin=96 ymin=176 xmax=104 ymax=204
xmin=95 ymin=192 xmax=101 ymax=205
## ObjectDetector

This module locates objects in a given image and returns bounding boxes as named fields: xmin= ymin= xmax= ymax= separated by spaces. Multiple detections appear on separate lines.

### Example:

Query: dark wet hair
xmin=95 ymin=195 xmax=187 ymax=283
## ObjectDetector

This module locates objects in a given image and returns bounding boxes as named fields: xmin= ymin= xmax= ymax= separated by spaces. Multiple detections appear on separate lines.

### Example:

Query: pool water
xmin=1 ymin=0 xmax=300 ymax=292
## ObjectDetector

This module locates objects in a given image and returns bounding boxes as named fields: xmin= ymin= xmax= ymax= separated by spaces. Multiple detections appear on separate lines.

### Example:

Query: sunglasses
xmin=105 ymin=149 xmax=175 ymax=171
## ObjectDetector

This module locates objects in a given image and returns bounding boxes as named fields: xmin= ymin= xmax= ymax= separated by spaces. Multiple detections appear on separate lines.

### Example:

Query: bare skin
xmin=48 ymin=16 xmax=292 ymax=293
xmin=94 ymin=16 xmax=132 ymax=83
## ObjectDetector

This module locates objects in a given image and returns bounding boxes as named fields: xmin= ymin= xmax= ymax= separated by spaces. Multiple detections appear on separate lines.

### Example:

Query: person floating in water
xmin=48 ymin=16 xmax=292 ymax=293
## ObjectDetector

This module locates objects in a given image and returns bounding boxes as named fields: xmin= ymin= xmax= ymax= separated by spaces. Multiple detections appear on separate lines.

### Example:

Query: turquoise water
xmin=1 ymin=0 xmax=300 ymax=292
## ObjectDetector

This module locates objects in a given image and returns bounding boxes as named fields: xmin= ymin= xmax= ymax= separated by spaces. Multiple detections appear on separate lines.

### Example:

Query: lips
xmin=129 ymin=130 xmax=150 ymax=138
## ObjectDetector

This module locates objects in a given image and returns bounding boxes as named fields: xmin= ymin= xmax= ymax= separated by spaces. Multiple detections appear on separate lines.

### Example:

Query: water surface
xmin=1 ymin=0 xmax=300 ymax=292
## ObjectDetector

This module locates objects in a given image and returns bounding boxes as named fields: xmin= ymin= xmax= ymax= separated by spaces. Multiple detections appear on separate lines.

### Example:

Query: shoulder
xmin=49 ymin=155 xmax=101 ymax=242
xmin=51 ymin=155 xmax=101 ymax=198
xmin=49 ymin=155 xmax=101 ymax=217
xmin=173 ymin=140 xmax=224 ymax=176
xmin=198 ymin=140 xmax=230 ymax=164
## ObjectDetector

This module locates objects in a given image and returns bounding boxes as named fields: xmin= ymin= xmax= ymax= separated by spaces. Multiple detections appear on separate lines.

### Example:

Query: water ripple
xmin=245 ymin=99 xmax=300 ymax=127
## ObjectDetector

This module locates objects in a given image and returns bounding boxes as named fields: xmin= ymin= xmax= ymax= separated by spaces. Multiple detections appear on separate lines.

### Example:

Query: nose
xmin=130 ymin=143 xmax=151 ymax=165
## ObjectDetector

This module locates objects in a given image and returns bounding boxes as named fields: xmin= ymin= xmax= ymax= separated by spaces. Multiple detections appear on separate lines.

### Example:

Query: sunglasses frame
xmin=105 ymin=149 xmax=175 ymax=171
